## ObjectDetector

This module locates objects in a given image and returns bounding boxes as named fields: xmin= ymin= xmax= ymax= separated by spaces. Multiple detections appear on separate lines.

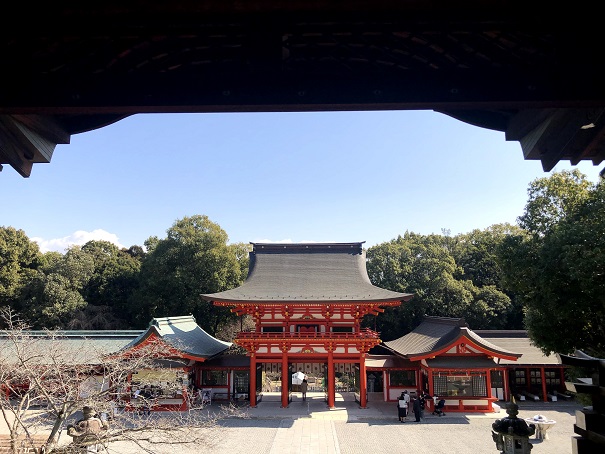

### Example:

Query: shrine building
xmin=0 ymin=255 xmax=568 ymax=413
xmin=201 ymin=242 xmax=413 ymax=408
xmin=381 ymin=316 xmax=567 ymax=412
xmin=118 ymin=315 xmax=232 ymax=411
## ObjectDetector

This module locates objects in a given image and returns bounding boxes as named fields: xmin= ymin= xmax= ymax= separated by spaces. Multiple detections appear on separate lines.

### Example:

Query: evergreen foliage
xmin=1 ymin=170 xmax=603 ymax=355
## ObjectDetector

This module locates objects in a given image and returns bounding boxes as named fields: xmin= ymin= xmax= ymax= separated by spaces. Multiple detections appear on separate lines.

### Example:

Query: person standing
xmin=301 ymin=376 xmax=308 ymax=401
xmin=367 ymin=373 xmax=376 ymax=393
xmin=397 ymin=392 xmax=408 ymax=422
xmin=413 ymin=396 xmax=421 ymax=422
xmin=418 ymin=390 xmax=426 ymax=420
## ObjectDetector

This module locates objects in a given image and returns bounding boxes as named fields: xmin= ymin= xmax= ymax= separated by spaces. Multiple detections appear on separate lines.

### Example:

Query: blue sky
xmin=1 ymin=110 xmax=602 ymax=253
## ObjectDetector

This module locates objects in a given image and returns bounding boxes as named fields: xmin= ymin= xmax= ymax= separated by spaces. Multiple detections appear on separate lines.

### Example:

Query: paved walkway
xmin=208 ymin=392 xmax=581 ymax=454
xmin=1 ymin=392 xmax=582 ymax=453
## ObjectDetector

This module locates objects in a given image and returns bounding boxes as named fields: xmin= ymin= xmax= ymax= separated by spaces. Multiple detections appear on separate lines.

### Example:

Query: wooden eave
xmin=213 ymin=299 xmax=406 ymax=305
xmin=234 ymin=332 xmax=381 ymax=355
xmin=424 ymin=356 xmax=504 ymax=370
xmin=4 ymin=2 xmax=605 ymax=176
xmin=215 ymin=299 xmax=402 ymax=317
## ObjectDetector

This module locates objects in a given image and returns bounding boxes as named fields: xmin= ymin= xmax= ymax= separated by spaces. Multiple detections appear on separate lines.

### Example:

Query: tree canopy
xmin=16 ymin=246 xmax=94 ymax=328
xmin=499 ymin=172 xmax=605 ymax=356
xmin=76 ymin=240 xmax=142 ymax=329
xmin=365 ymin=229 xmax=515 ymax=340
xmin=1 ymin=217 xmax=248 ymax=334
xmin=130 ymin=215 xmax=249 ymax=335
xmin=0 ymin=227 xmax=42 ymax=309
xmin=2 ymin=173 xmax=604 ymax=357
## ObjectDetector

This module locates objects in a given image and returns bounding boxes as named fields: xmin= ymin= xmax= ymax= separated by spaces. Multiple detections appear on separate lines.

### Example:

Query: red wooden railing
xmin=236 ymin=328 xmax=380 ymax=340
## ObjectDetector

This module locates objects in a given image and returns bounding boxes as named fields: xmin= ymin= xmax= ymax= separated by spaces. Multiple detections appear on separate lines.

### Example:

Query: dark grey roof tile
xmin=384 ymin=316 xmax=521 ymax=360
xmin=202 ymin=242 xmax=413 ymax=303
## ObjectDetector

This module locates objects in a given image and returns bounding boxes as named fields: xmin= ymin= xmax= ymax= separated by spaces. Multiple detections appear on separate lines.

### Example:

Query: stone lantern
xmin=492 ymin=397 xmax=535 ymax=453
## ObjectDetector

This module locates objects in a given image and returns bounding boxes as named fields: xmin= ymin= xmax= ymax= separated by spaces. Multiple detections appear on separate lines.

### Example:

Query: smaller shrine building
xmin=117 ymin=315 xmax=232 ymax=411
xmin=379 ymin=316 xmax=566 ymax=412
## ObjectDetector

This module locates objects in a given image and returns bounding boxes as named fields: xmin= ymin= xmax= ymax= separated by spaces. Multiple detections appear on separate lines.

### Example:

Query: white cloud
xmin=32 ymin=229 xmax=124 ymax=253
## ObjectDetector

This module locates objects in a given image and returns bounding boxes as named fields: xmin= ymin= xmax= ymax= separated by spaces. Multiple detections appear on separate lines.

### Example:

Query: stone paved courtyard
xmin=1 ymin=393 xmax=582 ymax=453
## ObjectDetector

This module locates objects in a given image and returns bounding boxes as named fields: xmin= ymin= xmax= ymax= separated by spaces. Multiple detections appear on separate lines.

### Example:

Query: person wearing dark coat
xmin=412 ymin=396 xmax=422 ymax=422
xmin=418 ymin=391 xmax=431 ymax=420
xmin=301 ymin=377 xmax=308 ymax=401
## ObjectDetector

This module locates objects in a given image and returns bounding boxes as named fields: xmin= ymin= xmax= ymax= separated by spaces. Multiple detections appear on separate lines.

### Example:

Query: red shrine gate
xmin=202 ymin=242 xmax=412 ymax=408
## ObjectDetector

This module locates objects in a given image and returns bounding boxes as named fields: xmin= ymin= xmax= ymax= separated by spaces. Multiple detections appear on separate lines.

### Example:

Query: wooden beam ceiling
xmin=2 ymin=1 xmax=605 ymax=176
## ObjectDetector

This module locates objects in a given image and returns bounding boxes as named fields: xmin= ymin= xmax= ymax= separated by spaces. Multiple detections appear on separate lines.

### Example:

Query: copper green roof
xmin=201 ymin=242 xmax=413 ymax=304
xmin=121 ymin=315 xmax=231 ymax=361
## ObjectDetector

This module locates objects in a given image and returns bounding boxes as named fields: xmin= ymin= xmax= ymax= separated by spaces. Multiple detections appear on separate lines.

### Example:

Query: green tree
xmin=452 ymin=224 xmax=524 ymax=328
xmin=17 ymin=247 xmax=94 ymax=328
xmin=131 ymin=215 xmax=248 ymax=335
xmin=517 ymin=169 xmax=593 ymax=235
xmin=75 ymin=240 xmax=142 ymax=328
xmin=452 ymin=224 xmax=520 ymax=287
xmin=465 ymin=285 xmax=512 ymax=329
xmin=0 ymin=227 xmax=42 ymax=310
xmin=365 ymin=232 xmax=512 ymax=340
xmin=501 ymin=173 xmax=605 ymax=356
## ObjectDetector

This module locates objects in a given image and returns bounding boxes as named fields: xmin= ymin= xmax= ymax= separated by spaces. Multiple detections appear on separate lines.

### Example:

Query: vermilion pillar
xmin=249 ymin=354 xmax=257 ymax=408
xmin=503 ymin=368 xmax=509 ymax=401
xmin=428 ymin=369 xmax=434 ymax=402
xmin=281 ymin=354 xmax=289 ymax=408
xmin=327 ymin=351 xmax=335 ymax=408
xmin=541 ymin=367 xmax=547 ymax=402
xmin=486 ymin=369 xmax=493 ymax=412
xmin=359 ymin=355 xmax=367 ymax=408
